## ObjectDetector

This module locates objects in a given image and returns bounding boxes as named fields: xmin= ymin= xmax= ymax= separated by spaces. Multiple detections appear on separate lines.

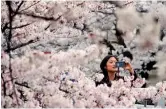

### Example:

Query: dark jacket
xmin=95 ymin=71 xmax=143 ymax=87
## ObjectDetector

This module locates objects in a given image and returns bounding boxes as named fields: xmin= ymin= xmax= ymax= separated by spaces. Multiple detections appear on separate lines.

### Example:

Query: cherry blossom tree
xmin=1 ymin=0 xmax=166 ymax=108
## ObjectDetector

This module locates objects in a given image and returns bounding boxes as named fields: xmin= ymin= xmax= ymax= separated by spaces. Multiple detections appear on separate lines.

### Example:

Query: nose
xmin=112 ymin=62 xmax=116 ymax=66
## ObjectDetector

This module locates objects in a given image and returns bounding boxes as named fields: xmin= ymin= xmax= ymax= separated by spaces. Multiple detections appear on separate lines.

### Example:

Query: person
xmin=96 ymin=55 xmax=138 ymax=87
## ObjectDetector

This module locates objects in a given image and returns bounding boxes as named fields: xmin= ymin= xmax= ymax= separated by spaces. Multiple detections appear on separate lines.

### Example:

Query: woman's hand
xmin=124 ymin=62 xmax=134 ymax=75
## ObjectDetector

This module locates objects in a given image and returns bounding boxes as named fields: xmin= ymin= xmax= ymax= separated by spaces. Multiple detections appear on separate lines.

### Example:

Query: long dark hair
xmin=100 ymin=55 xmax=118 ymax=80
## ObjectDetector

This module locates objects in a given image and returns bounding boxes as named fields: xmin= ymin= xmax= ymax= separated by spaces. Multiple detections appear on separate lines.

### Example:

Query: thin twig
xmin=15 ymin=81 xmax=30 ymax=88
xmin=20 ymin=1 xmax=40 ymax=12
xmin=15 ymin=11 xmax=62 ymax=21
xmin=59 ymin=81 xmax=70 ymax=94
xmin=7 ymin=23 xmax=32 ymax=29
xmin=76 ymin=1 xmax=85 ymax=6
xmin=123 ymin=1 xmax=134 ymax=7
xmin=1 ymin=71 xmax=7 ymax=96
xmin=91 ymin=10 xmax=113 ymax=15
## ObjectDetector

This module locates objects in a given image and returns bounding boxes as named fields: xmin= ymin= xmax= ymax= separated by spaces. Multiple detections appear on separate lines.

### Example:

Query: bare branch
xmin=115 ymin=28 xmax=127 ymax=48
xmin=15 ymin=81 xmax=30 ymax=88
xmin=20 ymin=1 xmax=40 ymax=12
xmin=44 ymin=24 xmax=51 ymax=30
xmin=7 ymin=23 xmax=32 ymax=29
xmin=91 ymin=10 xmax=113 ymax=15
xmin=73 ymin=22 xmax=90 ymax=34
xmin=76 ymin=2 xmax=85 ymax=6
xmin=1 ymin=71 xmax=7 ymax=96
xmin=17 ymin=89 xmax=28 ymax=102
xmin=12 ymin=1 xmax=24 ymax=17
xmin=15 ymin=11 xmax=62 ymax=21
xmin=107 ymin=1 xmax=133 ymax=8
xmin=123 ymin=1 xmax=134 ymax=7
xmin=99 ymin=39 xmax=115 ymax=51
xmin=1 ymin=23 xmax=9 ymax=33
xmin=59 ymin=87 xmax=70 ymax=94
xmin=6 ymin=1 xmax=20 ymax=106
xmin=59 ymin=81 xmax=70 ymax=94
xmin=4 ymin=38 xmax=38 ymax=53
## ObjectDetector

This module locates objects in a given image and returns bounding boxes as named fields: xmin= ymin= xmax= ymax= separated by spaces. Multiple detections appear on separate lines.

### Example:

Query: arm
xmin=124 ymin=62 xmax=137 ymax=80
xmin=124 ymin=63 xmax=147 ymax=87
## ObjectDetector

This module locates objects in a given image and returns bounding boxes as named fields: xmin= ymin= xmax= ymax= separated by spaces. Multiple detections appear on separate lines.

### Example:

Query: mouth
xmin=113 ymin=66 xmax=116 ymax=68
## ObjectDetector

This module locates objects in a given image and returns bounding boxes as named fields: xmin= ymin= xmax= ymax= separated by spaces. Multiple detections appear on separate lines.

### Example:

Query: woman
xmin=96 ymin=55 xmax=138 ymax=87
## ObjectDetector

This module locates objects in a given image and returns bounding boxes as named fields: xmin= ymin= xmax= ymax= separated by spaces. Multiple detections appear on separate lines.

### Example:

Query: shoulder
xmin=95 ymin=77 xmax=112 ymax=87
xmin=95 ymin=78 xmax=106 ymax=86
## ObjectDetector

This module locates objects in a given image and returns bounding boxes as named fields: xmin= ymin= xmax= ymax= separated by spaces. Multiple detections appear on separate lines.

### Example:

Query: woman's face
xmin=105 ymin=57 xmax=118 ymax=72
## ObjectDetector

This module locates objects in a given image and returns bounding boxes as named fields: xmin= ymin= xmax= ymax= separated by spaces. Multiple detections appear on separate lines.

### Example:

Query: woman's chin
xmin=111 ymin=69 xmax=118 ymax=72
xmin=114 ymin=68 xmax=118 ymax=72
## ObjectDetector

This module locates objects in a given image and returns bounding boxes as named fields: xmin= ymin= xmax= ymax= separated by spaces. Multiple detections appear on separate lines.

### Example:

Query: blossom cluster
xmin=1 ymin=48 xmax=166 ymax=108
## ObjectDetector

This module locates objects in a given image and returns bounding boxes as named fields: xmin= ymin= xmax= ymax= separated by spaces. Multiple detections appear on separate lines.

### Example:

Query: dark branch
xmin=6 ymin=1 xmax=13 ymax=41
xmin=73 ymin=22 xmax=90 ymax=34
xmin=20 ymin=1 xmax=40 ymax=12
xmin=107 ymin=1 xmax=133 ymax=8
xmin=44 ymin=24 xmax=51 ymax=30
xmin=99 ymin=39 xmax=115 ymax=55
xmin=2 ymin=1 xmax=24 ymax=33
xmin=1 ymin=72 xmax=7 ymax=96
xmin=76 ymin=2 xmax=85 ymax=6
xmin=4 ymin=38 xmax=38 ymax=53
xmin=59 ymin=81 xmax=70 ymax=94
xmin=12 ymin=1 xmax=24 ymax=17
xmin=15 ymin=81 xmax=30 ymax=88
xmin=15 ymin=11 xmax=62 ymax=21
xmin=1 ymin=23 xmax=9 ymax=33
xmin=91 ymin=10 xmax=113 ymax=15
xmin=6 ymin=1 xmax=20 ymax=106
xmin=123 ymin=1 xmax=134 ymax=7
xmin=59 ymin=87 xmax=70 ymax=94
xmin=17 ymin=89 xmax=28 ymax=102
xmin=160 ymin=29 xmax=165 ymax=41
xmin=114 ymin=23 xmax=127 ymax=48
xmin=7 ymin=23 xmax=32 ymax=29
xmin=110 ymin=41 xmax=119 ymax=44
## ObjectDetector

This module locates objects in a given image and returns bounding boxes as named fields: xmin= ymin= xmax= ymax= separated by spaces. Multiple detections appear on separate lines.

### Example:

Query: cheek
xmin=106 ymin=64 xmax=113 ymax=69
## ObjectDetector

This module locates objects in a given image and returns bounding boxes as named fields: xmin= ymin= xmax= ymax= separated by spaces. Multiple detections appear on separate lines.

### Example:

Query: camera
xmin=116 ymin=61 xmax=126 ymax=68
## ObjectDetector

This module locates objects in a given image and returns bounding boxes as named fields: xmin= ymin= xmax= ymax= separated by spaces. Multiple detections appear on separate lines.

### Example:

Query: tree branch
xmin=4 ymin=38 xmax=38 ymax=53
xmin=7 ymin=23 xmax=32 ymax=29
xmin=17 ymin=89 xmax=28 ymax=102
xmin=1 ymin=23 xmax=9 ymax=33
xmin=99 ymin=39 xmax=115 ymax=51
xmin=6 ymin=1 xmax=20 ymax=106
xmin=59 ymin=87 xmax=70 ymax=94
xmin=12 ymin=1 xmax=24 ymax=17
xmin=59 ymin=81 xmax=70 ymax=94
xmin=15 ymin=81 xmax=30 ymax=89
xmin=114 ymin=23 xmax=127 ymax=48
xmin=91 ymin=10 xmax=113 ymax=15
xmin=20 ymin=1 xmax=40 ymax=12
xmin=73 ymin=22 xmax=90 ymax=34
xmin=15 ymin=11 xmax=62 ymax=21
xmin=1 ymin=71 xmax=7 ymax=96
xmin=76 ymin=2 xmax=85 ymax=6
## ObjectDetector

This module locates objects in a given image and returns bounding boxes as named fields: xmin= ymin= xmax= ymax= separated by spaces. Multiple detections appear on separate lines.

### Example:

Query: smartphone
xmin=116 ymin=61 xmax=126 ymax=68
